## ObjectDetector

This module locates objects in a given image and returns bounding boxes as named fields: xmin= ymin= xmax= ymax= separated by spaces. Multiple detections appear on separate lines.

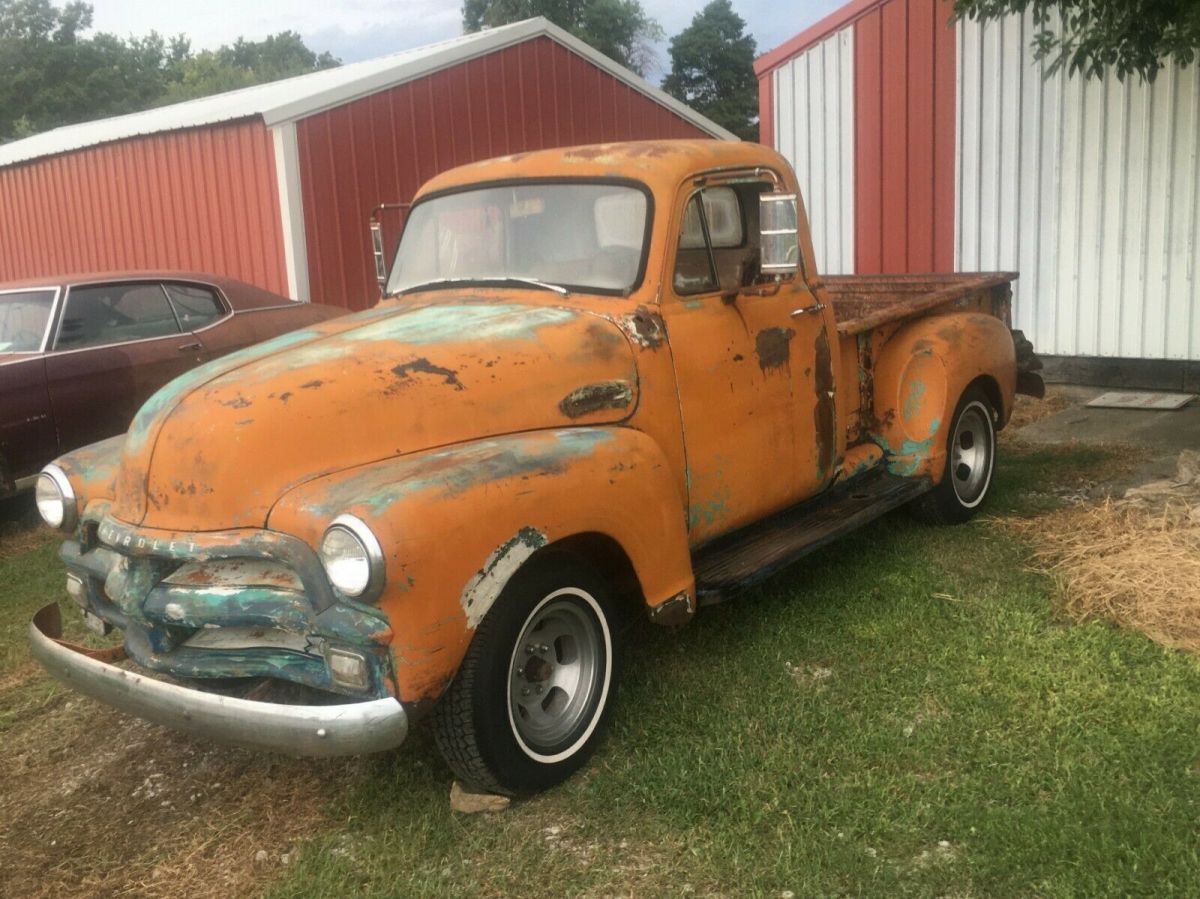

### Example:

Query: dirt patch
xmin=1007 ymin=386 xmax=1073 ymax=431
xmin=0 ymin=686 xmax=368 ymax=899
xmin=1011 ymin=451 xmax=1200 ymax=652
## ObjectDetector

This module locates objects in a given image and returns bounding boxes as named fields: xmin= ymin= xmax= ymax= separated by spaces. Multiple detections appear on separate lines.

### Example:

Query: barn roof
xmin=0 ymin=17 xmax=734 ymax=170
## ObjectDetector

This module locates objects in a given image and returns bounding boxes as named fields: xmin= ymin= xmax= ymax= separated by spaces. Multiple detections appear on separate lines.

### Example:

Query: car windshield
xmin=386 ymin=182 xmax=649 ymax=297
xmin=0 ymin=289 xmax=55 ymax=352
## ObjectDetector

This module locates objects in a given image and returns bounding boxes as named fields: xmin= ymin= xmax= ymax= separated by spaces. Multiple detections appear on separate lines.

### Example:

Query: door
xmin=0 ymin=287 xmax=59 ymax=484
xmin=161 ymin=281 xmax=236 ymax=359
xmin=0 ymin=357 xmax=56 ymax=486
xmin=660 ymin=182 xmax=832 ymax=544
xmin=44 ymin=282 xmax=207 ymax=454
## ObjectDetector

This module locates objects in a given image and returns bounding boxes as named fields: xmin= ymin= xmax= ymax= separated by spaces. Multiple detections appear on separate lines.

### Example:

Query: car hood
xmin=110 ymin=299 xmax=638 ymax=530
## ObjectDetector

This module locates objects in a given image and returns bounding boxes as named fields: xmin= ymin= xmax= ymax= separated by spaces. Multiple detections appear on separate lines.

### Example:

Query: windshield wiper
xmin=393 ymin=277 xmax=569 ymax=297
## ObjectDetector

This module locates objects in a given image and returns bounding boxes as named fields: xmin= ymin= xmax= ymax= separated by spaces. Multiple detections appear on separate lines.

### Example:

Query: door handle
xmin=177 ymin=342 xmax=203 ymax=352
xmin=790 ymin=303 xmax=826 ymax=318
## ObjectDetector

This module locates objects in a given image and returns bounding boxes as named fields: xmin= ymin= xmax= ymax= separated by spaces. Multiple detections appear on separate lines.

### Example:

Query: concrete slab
xmin=1017 ymin=386 xmax=1200 ymax=457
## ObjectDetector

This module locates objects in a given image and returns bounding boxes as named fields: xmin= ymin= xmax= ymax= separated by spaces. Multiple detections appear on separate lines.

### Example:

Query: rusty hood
xmin=111 ymin=299 xmax=638 ymax=530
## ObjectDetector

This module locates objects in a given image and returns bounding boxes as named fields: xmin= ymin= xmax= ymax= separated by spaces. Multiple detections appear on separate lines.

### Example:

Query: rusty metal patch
xmin=391 ymin=358 xmax=465 ymax=391
xmin=813 ymin=330 xmax=836 ymax=479
xmin=755 ymin=327 xmax=795 ymax=372
xmin=648 ymin=590 xmax=694 ymax=626
xmin=559 ymin=380 xmax=634 ymax=419
xmin=619 ymin=306 xmax=666 ymax=350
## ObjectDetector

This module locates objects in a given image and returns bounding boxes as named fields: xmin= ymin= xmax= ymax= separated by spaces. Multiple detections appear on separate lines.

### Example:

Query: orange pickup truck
xmin=30 ymin=140 xmax=1042 ymax=795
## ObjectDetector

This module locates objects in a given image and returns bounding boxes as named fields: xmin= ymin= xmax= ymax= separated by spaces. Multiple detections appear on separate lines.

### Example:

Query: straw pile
xmin=1015 ymin=450 xmax=1200 ymax=652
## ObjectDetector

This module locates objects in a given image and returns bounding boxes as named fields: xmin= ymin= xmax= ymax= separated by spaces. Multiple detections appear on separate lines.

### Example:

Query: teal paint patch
xmin=302 ymin=429 xmax=616 ymax=520
xmin=144 ymin=586 xmax=311 ymax=633
xmin=884 ymin=437 xmax=936 ymax=477
xmin=315 ymin=602 xmax=394 ymax=646
xmin=903 ymin=380 xmax=926 ymax=419
xmin=58 ymin=434 xmax=124 ymax=490
xmin=337 ymin=303 xmax=575 ymax=347
xmin=871 ymin=431 xmax=937 ymax=478
xmin=199 ymin=304 xmax=581 ymax=393
xmin=686 ymin=463 xmax=731 ymax=530
xmin=125 ymin=327 xmax=326 ymax=453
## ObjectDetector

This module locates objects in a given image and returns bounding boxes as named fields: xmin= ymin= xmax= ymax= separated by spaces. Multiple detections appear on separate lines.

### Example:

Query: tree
xmin=953 ymin=0 xmax=1200 ymax=82
xmin=662 ymin=0 xmax=757 ymax=141
xmin=462 ymin=0 xmax=663 ymax=76
xmin=162 ymin=31 xmax=339 ymax=104
xmin=0 ymin=1 xmax=339 ymax=144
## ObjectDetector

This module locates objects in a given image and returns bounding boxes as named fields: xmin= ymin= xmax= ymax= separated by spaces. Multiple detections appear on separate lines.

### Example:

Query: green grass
xmin=5 ymin=445 xmax=1198 ymax=897
xmin=264 ymin=442 xmax=1200 ymax=898
xmin=0 ymin=500 xmax=103 ymax=733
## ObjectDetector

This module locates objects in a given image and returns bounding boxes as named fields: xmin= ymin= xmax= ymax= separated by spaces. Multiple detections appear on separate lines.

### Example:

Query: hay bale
xmin=1013 ymin=450 xmax=1200 ymax=653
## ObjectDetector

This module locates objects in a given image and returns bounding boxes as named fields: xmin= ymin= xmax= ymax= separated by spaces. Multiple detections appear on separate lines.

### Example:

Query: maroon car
xmin=0 ymin=272 xmax=341 ymax=497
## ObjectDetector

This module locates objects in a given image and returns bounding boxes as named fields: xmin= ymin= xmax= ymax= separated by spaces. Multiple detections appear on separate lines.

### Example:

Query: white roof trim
xmin=0 ymin=17 xmax=734 ymax=169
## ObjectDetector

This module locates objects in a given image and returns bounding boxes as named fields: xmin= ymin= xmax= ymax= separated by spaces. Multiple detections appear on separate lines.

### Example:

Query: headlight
xmin=35 ymin=465 xmax=76 ymax=531
xmin=319 ymin=514 xmax=385 ymax=601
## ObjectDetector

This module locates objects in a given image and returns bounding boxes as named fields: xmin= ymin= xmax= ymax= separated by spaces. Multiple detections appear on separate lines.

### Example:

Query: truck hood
xmin=111 ymin=299 xmax=638 ymax=530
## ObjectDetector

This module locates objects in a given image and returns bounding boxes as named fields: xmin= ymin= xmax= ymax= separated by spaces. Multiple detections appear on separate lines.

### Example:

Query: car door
xmin=0 ymin=356 xmax=56 ymax=488
xmin=659 ymin=181 xmax=831 ymax=544
xmin=0 ymin=287 xmax=59 ymax=486
xmin=161 ymin=281 xmax=234 ymax=361
xmin=44 ymin=281 xmax=207 ymax=454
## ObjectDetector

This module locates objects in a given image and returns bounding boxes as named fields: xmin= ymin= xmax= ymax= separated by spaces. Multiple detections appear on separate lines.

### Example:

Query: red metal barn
xmin=757 ymin=0 xmax=1200 ymax=385
xmin=0 ymin=17 xmax=732 ymax=311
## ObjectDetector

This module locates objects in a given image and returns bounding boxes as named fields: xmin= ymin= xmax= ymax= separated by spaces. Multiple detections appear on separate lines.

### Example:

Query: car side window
xmin=164 ymin=283 xmax=225 ymax=330
xmin=56 ymin=283 xmax=181 ymax=350
xmin=673 ymin=186 xmax=750 ymax=296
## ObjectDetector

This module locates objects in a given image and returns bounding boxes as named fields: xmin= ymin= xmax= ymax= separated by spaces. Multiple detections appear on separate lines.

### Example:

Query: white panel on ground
xmin=771 ymin=29 xmax=855 ymax=275
xmin=958 ymin=10 xmax=1200 ymax=360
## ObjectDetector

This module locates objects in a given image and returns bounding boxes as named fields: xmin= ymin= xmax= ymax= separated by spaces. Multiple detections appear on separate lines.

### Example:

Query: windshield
xmin=0 ymin=289 xmax=55 ymax=352
xmin=386 ymin=182 xmax=649 ymax=297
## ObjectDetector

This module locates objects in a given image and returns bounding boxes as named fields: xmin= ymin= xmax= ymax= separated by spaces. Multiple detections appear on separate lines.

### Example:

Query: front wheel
xmin=433 ymin=554 xmax=620 ymax=796
xmin=910 ymin=384 xmax=997 ymax=525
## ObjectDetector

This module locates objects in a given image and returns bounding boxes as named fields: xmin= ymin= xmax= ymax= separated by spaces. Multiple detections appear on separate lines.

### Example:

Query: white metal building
xmin=756 ymin=0 xmax=1200 ymax=382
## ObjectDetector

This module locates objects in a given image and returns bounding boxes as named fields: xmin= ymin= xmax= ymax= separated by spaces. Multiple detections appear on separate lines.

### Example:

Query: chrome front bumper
xmin=30 ymin=603 xmax=408 ymax=757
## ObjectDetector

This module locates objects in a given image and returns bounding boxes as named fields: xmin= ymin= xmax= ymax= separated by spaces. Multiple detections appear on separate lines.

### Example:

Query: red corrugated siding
xmin=0 ymin=119 xmax=288 ymax=293
xmin=297 ymin=36 xmax=712 ymax=310
xmin=853 ymin=0 xmax=956 ymax=273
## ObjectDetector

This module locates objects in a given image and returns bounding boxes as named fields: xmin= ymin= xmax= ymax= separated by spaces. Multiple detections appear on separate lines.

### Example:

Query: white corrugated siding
xmin=772 ymin=29 xmax=856 ymax=275
xmin=957 ymin=11 xmax=1200 ymax=360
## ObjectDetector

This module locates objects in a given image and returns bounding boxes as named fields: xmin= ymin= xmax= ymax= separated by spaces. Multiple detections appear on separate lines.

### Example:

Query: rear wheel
xmin=910 ymin=384 xmax=997 ymax=525
xmin=433 ymin=554 xmax=620 ymax=796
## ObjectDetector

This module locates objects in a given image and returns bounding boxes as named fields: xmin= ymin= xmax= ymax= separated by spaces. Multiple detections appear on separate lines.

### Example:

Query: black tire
xmin=910 ymin=384 xmax=997 ymax=525
xmin=432 ymin=553 xmax=621 ymax=796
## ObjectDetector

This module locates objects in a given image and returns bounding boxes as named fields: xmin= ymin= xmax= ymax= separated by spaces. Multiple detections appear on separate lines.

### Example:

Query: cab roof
xmin=418 ymin=140 xmax=794 ymax=200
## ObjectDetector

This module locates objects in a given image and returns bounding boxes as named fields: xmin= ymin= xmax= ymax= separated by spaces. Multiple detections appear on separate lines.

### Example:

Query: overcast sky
xmin=86 ymin=0 xmax=844 ymax=77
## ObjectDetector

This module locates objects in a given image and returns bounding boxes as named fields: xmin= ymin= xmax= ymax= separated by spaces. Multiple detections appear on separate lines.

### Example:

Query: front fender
xmin=269 ymin=427 xmax=693 ymax=704
xmin=871 ymin=313 xmax=1016 ymax=481
xmin=51 ymin=434 xmax=125 ymax=522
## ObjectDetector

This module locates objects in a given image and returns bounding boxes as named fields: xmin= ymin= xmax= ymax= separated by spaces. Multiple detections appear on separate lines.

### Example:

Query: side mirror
xmin=759 ymin=193 xmax=800 ymax=275
xmin=369 ymin=219 xmax=387 ymax=292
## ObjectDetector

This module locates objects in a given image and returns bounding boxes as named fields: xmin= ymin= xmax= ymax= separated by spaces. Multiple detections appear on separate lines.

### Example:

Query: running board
xmin=692 ymin=471 xmax=929 ymax=599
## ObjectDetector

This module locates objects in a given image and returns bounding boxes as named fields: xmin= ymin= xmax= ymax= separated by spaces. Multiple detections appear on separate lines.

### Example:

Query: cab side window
xmin=164 ymin=283 xmax=225 ymax=330
xmin=673 ymin=186 xmax=757 ymax=296
xmin=56 ymin=283 xmax=181 ymax=349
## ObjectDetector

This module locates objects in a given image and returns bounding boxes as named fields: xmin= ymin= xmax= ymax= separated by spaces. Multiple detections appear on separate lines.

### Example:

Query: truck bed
xmin=824 ymin=272 xmax=1017 ymax=336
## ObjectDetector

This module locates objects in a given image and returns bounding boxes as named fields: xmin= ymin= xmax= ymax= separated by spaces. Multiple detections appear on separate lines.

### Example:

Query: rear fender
xmin=269 ymin=427 xmax=693 ymax=704
xmin=870 ymin=313 xmax=1016 ymax=481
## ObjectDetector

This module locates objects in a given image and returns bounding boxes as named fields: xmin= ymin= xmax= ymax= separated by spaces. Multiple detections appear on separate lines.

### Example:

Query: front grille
xmin=60 ymin=514 xmax=395 ymax=698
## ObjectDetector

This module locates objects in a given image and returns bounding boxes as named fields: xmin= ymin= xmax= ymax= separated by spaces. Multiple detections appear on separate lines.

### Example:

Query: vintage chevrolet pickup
xmin=30 ymin=140 xmax=1042 ymax=795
